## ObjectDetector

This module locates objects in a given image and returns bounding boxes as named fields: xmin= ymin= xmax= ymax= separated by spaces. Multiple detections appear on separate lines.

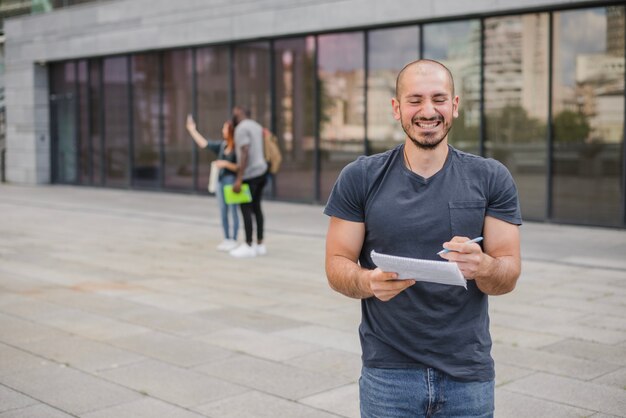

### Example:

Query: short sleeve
xmin=324 ymin=159 xmax=366 ymax=222
xmin=234 ymin=124 xmax=251 ymax=148
xmin=486 ymin=161 xmax=522 ymax=225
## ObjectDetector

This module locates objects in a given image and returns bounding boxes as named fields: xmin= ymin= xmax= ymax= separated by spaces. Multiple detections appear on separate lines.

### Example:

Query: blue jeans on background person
xmin=216 ymin=175 xmax=239 ymax=240
xmin=360 ymin=366 xmax=494 ymax=418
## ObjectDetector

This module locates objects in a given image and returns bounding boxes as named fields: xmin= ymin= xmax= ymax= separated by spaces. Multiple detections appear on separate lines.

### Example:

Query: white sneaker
xmin=255 ymin=244 xmax=267 ymax=256
xmin=229 ymin=244 xmax=257 ymax=258
xmin=217 ymin=239 xmax=238 ymax=252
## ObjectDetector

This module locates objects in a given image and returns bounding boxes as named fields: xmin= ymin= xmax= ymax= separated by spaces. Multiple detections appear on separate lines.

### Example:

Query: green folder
xmin=223 ymin=184 xmax=252 ymax=204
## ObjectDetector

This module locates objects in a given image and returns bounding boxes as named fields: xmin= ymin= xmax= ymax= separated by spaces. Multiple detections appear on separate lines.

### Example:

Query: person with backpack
xmin=229 ymin=106 xmax=269 ymax=258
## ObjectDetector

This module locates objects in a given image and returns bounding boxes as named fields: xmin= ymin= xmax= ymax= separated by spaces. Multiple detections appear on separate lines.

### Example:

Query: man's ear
xmin=391 ymin=97 xmax=401 ymax=120
xmin=452 ymin=95 xmax=460 ymax=119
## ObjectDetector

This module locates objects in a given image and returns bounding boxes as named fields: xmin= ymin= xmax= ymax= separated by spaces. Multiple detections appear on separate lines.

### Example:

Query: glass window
xmin=318 ymin=32 xmax=365 ymax=202
xmin=89 ymin=59 xmax=103 ymax=185
xmin=77 ymin=60 xmax=91 ymax=184
xmin=131 ymin=53 xmax=161 ymax=188
xmin=273 ymin=36 xmax=317 ymax=202
xmin=552 ymin=7 xmax=624 ymax=226
xmin=103 ymin=56 xmax=130 ymax=187
xmin=50 ymin=62 xmax=77 ymax=184
xmin=163 ymin=49 xmax=194 ymax=190
xmin=423 ymin=20 xmax=482 ymax=154
xmin=367 ymin=26 xmax=419 ymax=155
xmin=234 ymin=41 xmax=271 ymax=128
xmin=484 ymin=14 xmax=549 ymax=220
xmin=196 ymin=45 xmax=231 ymax=191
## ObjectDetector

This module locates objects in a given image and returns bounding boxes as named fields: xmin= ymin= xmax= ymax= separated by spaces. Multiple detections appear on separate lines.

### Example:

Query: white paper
xmin=370 ymin=250 xmax=467 ymax=289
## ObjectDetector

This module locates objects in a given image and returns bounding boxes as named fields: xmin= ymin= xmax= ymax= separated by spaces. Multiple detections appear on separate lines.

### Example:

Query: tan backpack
xmin=263 ymin=131 xmax=283 ymax=174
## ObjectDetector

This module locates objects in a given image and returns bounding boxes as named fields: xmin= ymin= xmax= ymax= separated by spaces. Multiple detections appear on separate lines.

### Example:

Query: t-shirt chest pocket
xmin=448 ymin=200 xmax=487 ymax=238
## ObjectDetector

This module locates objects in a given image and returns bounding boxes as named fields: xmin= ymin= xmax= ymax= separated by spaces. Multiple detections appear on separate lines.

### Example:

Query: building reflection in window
xmin=163 ymin=49 xmax=193 ymax=190
xmin=318 ymin=32 xmax=365 ymax=202
xmin=50 ymin=62 xmax=77 ymax=184
xmin=77 ymin=60 xmax=91 ymax=184
xmin=234 ymin=42 xmax=271 ymax=129
xmin=423 ymin=20 xmax=482 ymax=155
xmin=273 ymin=36 xmax=316 ymax=201
xmin=103 ymin=56 xmax=130 ymax=187
xmin=484 ymin=13 xmax=549 ymax=220
xmin=367 ymin=26 xmax=419 ymax=155
xmin=552 ymin=6 xmax=625 ymax=226
xmin=131 ymin=53 xmax=161 ymax=188
xmin=89 ymin=59 xmax=103 ymax=185
xmin=196 ymin=46 xmax=231 ymax=191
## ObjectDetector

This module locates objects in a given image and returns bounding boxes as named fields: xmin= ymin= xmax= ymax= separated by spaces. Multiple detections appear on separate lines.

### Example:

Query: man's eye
xmin=434 ymin=99 xmax=447 ymax=104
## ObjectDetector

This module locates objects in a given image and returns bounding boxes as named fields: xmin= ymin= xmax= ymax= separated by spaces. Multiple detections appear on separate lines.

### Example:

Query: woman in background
xmin=186 ymin=115 xmax=240 ymax=251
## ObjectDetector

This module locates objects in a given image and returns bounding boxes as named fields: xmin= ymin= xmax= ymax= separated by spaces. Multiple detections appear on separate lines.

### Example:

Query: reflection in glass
xmin=552 ymin=7 xmax=624 ymax=225
xmin=131 ymin=53 xmax=160 ymax=188
xmin=423 ymin=20 xmax=482 ymax=154
xmin=196 ymin=46 xmax=231 ymax=191
xmin=163 ymin=49 xmax=194 ymax=190
xmin=273 ymin=37 xmax=316 ymax=201
xmin=89 ymin=59 xmax=103 ymax=185
xmin=484 ymin=14 xmax=549 ymax=220
xmin=50 ymin=62 xmax=77 ymax=184
xmin=103 ymin=56 xmax=130 ymax=187
xmin=234 ymin=42 xmax=271 ymax=128
xmin=318 ymin=32 xmax=365 ymax=202
xmin=77 ymin=60 xmax=91 ymax=184
xmin=367 ymin=26 xmax=419 ymax=155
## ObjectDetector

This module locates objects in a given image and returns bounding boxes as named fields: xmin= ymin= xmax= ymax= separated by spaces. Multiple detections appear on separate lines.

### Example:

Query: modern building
xmin=3 ymin=0 xmax=625 ymax=227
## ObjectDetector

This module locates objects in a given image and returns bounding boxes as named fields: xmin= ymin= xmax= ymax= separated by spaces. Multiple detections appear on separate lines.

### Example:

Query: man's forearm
xmin=474 ymin=255 xmax=520 ymax=295
xmin=326 ymin=255 xmax=373 ymax=299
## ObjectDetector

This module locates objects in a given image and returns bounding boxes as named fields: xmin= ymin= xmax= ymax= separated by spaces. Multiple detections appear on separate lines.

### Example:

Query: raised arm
xmin=325 ymin=216 xmax=415 ymax=301
xmin=186 ymin=115 xmax=209 ymax=148
xmin=439 ymin=215 xmax=521 ymax=295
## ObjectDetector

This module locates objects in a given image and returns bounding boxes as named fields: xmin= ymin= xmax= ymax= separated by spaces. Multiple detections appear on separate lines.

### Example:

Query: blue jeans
xmin=360 ymin=367 xmax=494 ymax=418
xmin=216 ymin=175 xmax=239 ymax=240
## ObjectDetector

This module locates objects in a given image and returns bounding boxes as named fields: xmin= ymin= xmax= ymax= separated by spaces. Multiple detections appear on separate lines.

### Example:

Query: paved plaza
xmin=0 ymin=184 xmax=625 ymax=417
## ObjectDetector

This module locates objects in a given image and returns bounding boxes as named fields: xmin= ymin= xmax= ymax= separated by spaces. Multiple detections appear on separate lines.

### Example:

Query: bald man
xmin=324 ymin=59 xmax=521 ymax=417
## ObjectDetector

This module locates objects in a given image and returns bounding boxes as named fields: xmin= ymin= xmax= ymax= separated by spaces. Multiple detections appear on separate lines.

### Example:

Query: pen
xmin=437 ymin=236 xmax=483 ymax=255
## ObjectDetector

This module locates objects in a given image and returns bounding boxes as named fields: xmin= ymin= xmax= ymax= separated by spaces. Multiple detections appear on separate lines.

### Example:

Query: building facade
xmin=4 ymin=0 xmax=626 ymax=227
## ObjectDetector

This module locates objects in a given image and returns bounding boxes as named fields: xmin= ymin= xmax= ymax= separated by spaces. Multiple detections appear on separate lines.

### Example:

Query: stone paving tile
xmin=592 ymin=367 xmax=626 ymax=390
xmin=196 ymin=328 xmax=321 ymax=362
xmin=578 ymin=314 xmax=626 ymax=332
xmin=536 ymin=296 xmax=626 ymax=318
xmin=299 ymin=383 xmax=360 ymax=418
xmin=283 ymin=348 xmax=362 ymax=380
xmin=37 ymin=308 xmax=150 ymax=341
xmin=0 ymin=385 xmax=37 ymax=412
xmin=18 ymin=334 xmax=146 ymax=372
xmin=123 ymin=292 xmax=220 ymax=314
xmin=490 ymin=325 xmax=563 ymax=349
xmin=273 ymin=325 xmax=361 ymax=354
xmin=195 ymin=354 xmax=353 ymax=401
xmin=1 ymin=363 xmax=140 ymax=415
xmin=120 ymin=306 xmax=227 ymax=337
xmin=490 ymin=298 xmax=588 ymax=322
xmin=495 ymin=389 xmax=595 ymax=418
xmin=493 ymin=343 xmax=621 ymax=380
xmin=194 ymin=306 xmax=310 ymax=333
xmin=0 ymin=404 xmax=76 ymax=418
xmin=82 ymin=398 xmax=208 ymax=418
xmin=494 ymin=364 xmax=535 ymax=387
xmin=0 ymin=313 xmax=69 ymax=345
xmin=540 ymin=338 xmax=626 ymax=366
xmin=98 ymin=359 xmax=247 ymax=408
xmin=109 ymin=330 xmax=235 ymax=368
xmin=195 ymin=391 xmax=339 ymax=418
xmin=0 ymin=343 xmax=55 ymax=376
xmin=504 ymin=373 xmax=626 ymax=417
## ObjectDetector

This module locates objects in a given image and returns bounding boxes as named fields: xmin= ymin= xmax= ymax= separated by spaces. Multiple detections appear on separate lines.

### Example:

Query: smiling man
xmin=324 ymin=59 xmax=522 ymax=417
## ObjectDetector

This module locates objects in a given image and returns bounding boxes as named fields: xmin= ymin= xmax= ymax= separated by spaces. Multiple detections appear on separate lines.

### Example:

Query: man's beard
xmin=402 ymin=116 xmax=452 ymax=151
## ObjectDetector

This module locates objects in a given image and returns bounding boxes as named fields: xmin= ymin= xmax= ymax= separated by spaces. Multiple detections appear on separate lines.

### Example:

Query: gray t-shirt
xmin=234 ymin=119 xmax=268 ymax=180
xmin=324 ymin=144 xmax=521 ymax=382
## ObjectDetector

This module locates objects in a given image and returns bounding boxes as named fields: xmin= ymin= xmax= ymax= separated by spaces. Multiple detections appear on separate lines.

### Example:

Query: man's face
xmin=392 ymin=65 xmax=459 ymax=150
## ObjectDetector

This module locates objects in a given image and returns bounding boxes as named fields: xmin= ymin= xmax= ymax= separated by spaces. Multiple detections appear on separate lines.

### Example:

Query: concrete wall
xmin=2 ymin=0 xmax=609 ymax=184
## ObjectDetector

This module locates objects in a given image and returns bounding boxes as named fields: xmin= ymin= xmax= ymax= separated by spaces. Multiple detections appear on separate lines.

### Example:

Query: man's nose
xmin=419 ymin=100 xmax=437 ymax=118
